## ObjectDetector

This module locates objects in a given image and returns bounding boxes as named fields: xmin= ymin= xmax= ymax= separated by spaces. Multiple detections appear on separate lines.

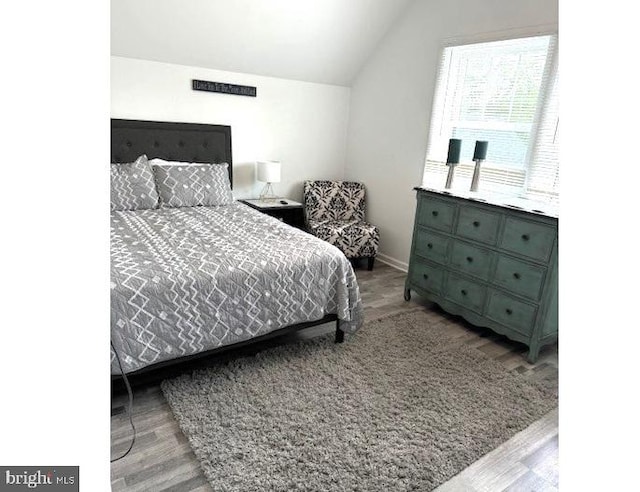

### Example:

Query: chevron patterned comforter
xmin=111 ymin=202 xmax=363 ymax=374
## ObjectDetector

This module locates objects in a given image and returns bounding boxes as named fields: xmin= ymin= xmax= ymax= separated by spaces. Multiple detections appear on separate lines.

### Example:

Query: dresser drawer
xmin=417 ymin=197 xmax=455 ymax=232
xmin=410 ymin=260 xmax=444 ymax=295
xmin=493 ymin=255 xmax=546 ymax=300
xmin=414 ymin=228 xmax=449 ymax=264
xmin=449 ymin=241 xmax=493 ymax=280
xmin=444 ymin=274 xmax=487 ymax=313
xmin=486 ymin=291 xmax=537 ymax=336
xmin=500 ymin=217 xmax=555 ymax=262
xmin=456 ymin=206 xmax=501 ymax=245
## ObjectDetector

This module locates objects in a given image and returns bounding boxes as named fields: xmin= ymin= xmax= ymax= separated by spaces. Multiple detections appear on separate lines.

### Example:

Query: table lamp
xmin=257 ymin=160 xmax=281 ymax=202
xmin=444 ymin=139 xmax=461 ymax=189
xmin=470 ymin=141 xmax=488 ymax=192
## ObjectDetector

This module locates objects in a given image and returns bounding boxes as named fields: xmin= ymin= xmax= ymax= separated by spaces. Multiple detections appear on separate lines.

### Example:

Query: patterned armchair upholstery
xmin=304 ymin=180 xmax=379 ymax=270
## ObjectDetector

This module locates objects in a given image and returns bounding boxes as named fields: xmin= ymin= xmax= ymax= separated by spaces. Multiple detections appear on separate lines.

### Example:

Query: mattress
xmin=111 ymin=202 xmax=363 ymax=374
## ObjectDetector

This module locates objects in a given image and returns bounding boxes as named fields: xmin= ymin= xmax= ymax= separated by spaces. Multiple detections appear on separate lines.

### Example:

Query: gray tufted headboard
xmin=111 ymin=119 xmax=233 ymax=187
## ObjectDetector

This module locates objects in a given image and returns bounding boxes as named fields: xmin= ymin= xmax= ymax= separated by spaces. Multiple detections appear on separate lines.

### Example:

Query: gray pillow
xmin=153 ymin=163 xmax=233 ymax=208
xmin=110 ymin=154 xmax=159 ymax=211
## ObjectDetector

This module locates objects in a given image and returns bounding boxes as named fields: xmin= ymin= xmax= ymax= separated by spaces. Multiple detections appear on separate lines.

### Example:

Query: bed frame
xmin=111 ymin=118 xmax=344 ymax=381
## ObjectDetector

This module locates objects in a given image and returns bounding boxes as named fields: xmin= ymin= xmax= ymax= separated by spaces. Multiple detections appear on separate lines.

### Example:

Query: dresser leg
xmin=526 ymin=343 xmax=540 ymax=364
xmin=404 ymin=288 xmax=411 ymax=302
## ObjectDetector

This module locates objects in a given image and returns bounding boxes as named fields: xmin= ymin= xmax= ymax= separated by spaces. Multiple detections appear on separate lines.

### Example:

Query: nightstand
xmin=239 ymin=199 xmax=306 ymax=230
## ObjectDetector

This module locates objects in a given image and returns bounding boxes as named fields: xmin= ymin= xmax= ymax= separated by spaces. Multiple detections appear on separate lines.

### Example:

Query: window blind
xmin=526 ymin=64 xmax=559 ymax=200
xmin=423 ymin=34 xmax=559 ymax=202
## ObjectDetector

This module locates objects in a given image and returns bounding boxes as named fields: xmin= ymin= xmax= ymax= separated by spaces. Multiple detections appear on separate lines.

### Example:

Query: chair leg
xmin=367 ymin=257 xmax=375 ymax=271
xmin=335 ymin=324 xmax=345 ymax=343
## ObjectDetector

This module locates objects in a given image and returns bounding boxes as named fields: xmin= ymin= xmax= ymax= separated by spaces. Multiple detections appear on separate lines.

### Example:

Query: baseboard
xmin=376 ymin=253 xmax=408 ymax=273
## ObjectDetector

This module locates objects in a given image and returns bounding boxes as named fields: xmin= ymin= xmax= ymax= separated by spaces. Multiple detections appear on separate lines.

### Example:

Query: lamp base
xmin=259 ymin=182 xmax=278 ymax=202
xmin=444 ymin=163 xmax=457 ymax=189
xmin=470 ymin=159 xmax=484 ymax=192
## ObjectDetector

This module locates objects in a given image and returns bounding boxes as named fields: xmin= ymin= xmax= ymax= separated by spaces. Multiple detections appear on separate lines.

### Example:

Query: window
xmin=423 ymin=34 xmax=559 ymax=202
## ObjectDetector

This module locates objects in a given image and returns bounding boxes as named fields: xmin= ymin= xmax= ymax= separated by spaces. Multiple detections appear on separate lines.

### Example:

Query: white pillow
xmin=148 ymin=158 xmax=200 ymax=167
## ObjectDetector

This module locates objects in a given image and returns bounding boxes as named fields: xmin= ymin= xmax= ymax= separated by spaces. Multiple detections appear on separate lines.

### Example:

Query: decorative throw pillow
xmin=152 ymin=163 xmax=234 ymax=207
xmin=110 ymin=154 xmax=159 ymax=211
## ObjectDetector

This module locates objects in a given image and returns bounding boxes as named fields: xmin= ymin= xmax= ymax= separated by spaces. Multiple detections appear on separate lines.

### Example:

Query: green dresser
xmin=404 ymin=188 xmax=558 ymax=362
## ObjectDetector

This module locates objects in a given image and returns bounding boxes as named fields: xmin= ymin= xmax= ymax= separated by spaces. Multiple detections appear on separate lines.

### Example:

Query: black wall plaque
xmin=192 ymin=79 xmax=257 ymax=97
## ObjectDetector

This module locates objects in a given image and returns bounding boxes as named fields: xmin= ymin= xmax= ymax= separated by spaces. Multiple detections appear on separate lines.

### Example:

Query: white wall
xmin=344 ymin=0 xmax=558 ymax=267
xmin=111 ymin=56 xmax=351 ymax=200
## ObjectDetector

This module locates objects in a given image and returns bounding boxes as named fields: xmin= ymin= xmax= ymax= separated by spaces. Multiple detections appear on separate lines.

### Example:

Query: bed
xmin=111 ymin=119 xmax=363 ymax=375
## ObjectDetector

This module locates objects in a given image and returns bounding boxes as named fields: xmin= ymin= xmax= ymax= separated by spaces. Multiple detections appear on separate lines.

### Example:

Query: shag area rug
xmin=161 ymin=310 xmax=557 ymax=491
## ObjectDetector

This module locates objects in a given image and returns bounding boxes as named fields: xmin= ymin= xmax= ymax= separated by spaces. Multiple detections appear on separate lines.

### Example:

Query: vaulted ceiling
xmin=111 ymin=0 xmax=414 ymax=86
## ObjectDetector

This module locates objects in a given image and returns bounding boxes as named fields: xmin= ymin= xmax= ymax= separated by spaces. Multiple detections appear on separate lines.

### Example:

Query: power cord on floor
xmin=111 ymin=340 xmax=136 ymax=462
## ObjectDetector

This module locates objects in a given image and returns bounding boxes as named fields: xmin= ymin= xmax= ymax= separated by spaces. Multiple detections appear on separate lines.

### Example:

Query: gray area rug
xmin=161 ymin=309 xmax=557 ymax=491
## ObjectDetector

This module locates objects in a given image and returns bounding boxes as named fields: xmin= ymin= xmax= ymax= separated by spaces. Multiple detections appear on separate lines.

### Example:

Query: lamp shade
xmin=446 ymin=139 xmax=462 ymax=164
xmin=257 ymin=161 xmax=281 ymax=183
xmin=473 ymin=140 xmax=489 ymax=160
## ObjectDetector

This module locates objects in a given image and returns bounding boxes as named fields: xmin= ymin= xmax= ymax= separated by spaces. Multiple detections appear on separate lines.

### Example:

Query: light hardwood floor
xmin=111 ymin=262 xmax=558 ymax=491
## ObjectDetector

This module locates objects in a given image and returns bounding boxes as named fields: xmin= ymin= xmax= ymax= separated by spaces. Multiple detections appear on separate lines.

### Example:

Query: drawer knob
xmin=432 ymin=210 xmax=439 ymax=217
xmin=427 ymin=243 xmax=433 ymax=249
xmin=513 ymin=272 xmax=521 ymax=279
xmin=521 ymin=234 xmax=530 ymax=241
xmin=466 ymin=256 xmax=473 ymax=263
xmin=423 ymin=274 xmax=429 ymax=280
xmin=473 ymin=221 xmax=480 ymax=227
xmin=461 ymin=289 xmax=467 ymax=296
xmin=505 ymin=308 xmax=513 ymax=315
